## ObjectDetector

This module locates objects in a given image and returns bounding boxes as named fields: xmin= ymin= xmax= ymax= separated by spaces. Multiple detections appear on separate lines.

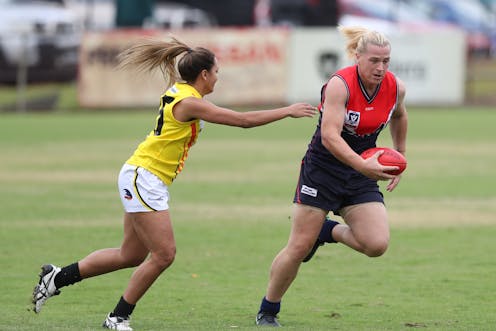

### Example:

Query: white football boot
xmin=102 ymin=313 xmax=133 ymax=331
xmin=32 ymin=264 xmax=61 ymax=313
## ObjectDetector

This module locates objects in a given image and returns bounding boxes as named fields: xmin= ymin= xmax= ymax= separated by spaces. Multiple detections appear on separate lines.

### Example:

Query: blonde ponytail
xmin=338 ymin=26 xmax=390 ymax=59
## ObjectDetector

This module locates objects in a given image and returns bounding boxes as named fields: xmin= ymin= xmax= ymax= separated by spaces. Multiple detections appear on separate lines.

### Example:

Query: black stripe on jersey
xmin=162 ymin=95 xmax=175 ymax=104
xmin=154 ymin=95 xmax=175 ymax=136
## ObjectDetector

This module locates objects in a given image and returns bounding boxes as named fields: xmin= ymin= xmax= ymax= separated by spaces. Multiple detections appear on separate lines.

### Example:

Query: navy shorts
xmin=293 ymin=156 xmax=384 ymax=215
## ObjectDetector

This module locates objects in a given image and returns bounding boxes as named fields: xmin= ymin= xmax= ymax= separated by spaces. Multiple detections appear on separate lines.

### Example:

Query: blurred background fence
xmin=1 ymin=0 xmax=495 ymax=112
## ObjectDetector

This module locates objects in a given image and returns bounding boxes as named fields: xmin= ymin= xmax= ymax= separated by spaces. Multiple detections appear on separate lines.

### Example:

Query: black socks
xmin=53 ymin=263 xmax=135 ymax=318
xmin=54 ymin=262 xmax=82 ymax=289
xmin=111 ymin=296 xmax=135 ymax=318
xmin=319 ymin=218 xmax=339 ymax=243
xmin=259 ymin=296 xmax=280 ymax=315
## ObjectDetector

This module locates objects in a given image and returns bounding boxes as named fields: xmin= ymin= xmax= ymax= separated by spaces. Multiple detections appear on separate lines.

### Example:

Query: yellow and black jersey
xmin=126 ymin=83 xmax=203 ymax=185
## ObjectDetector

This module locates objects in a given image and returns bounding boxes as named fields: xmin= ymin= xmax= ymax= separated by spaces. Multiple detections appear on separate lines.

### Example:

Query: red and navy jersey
xmin=306 ymin=65 xmax=398 ymax=172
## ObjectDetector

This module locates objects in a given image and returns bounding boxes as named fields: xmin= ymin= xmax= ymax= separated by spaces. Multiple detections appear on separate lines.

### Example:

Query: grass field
xmin=1 ymin=108 xmax=495 ymax=330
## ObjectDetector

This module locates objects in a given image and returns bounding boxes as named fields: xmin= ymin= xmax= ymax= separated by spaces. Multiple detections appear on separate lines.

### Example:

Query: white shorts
xmin=118 ymin=164 xmax=170 ymax=212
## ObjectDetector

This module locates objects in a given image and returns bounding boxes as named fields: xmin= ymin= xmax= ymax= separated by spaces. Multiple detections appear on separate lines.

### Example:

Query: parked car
xmin=339 ymin=0 xmax=495 ymax=57
xmin=263 ymin=0 xmax=339 ymax=27
xmin=145 ymin=2 xmax=217 ymax=29
xmin=400 ymin=0 xmax=496 ymax=57
xmin=339 ymin=0 xmax=433 ymax=24
xmin=64 ymin=0 xmax=216 ymax=31
xmin=0 ymin=0 xmax=82 ymax=83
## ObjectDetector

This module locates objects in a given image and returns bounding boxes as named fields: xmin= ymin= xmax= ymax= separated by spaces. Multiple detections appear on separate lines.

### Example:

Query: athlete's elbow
xmin=321 ymin=135 xmax=340 ymax=151
xmin=224 ymin=113 xmax=252 ymax=128
xmin=236 ymin=116 xmax=257 ymax=128
xmin=239 ymin=120 xmax=254 ymax=128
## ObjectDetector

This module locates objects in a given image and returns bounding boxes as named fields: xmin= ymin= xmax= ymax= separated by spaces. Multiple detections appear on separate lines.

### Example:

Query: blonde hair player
xmin=31 ymin=37 xmax=316 ymax=331
xmin=255 ymin=26 xmax=408 ymax=327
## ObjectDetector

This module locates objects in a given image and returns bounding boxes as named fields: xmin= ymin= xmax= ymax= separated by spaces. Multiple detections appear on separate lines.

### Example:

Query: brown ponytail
xmin=117 ymin=36 xmax=216 ymax=89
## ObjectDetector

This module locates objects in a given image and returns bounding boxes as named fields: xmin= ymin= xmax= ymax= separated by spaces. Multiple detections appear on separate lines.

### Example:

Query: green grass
xmin=1 ymin=109 xmax=495 ymax=330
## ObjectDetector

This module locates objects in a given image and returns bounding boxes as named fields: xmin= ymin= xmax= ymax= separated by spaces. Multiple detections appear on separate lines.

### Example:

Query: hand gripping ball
xmin=361 ymin=147 xmax=407 ymax=175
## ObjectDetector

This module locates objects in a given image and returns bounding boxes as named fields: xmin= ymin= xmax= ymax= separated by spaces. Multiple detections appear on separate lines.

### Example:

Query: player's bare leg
xmin=334 ymin=202 xmax=389 ymax=257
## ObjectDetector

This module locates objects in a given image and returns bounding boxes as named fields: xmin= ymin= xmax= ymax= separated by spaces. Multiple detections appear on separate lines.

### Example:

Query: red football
xmin=360 ymin=147 xmax=407 ymax=175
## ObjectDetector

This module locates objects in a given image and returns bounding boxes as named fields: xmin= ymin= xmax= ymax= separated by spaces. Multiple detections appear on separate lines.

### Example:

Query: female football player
xmin=31 ymin=37 xmax=316 ymax=331
xmin=256 ymin=26 xmax=408 ymax=327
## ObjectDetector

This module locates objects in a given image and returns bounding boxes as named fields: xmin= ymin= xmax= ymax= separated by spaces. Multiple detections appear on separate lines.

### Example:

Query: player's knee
xmin=153 ymin=246 xmax=176 ymax=270
xmin=288 ymin=240 xmax=316 ymax=261
xmin=363 ymin=238 xmax=389 ymax=257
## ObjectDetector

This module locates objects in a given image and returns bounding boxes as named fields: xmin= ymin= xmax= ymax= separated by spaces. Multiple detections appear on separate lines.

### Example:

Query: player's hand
xmin=360 ymin=150 xmax=398 ymax=181
xmin=286 ymin=103 xmax=317 ymax=118
xmin=386 ymin=175 xmax=401 ymax=192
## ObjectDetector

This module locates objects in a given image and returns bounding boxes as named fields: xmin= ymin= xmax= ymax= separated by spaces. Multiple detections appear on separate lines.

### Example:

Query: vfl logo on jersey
xmin=123 ymin=189 xmax=133 ymax=200
xmin=344 ymin=110 xmax=360 ymax=134
xmin=301 ymin=185 xmax=318 ymax=197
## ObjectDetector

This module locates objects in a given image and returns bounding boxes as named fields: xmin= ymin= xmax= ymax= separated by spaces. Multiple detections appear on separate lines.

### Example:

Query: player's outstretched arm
xmin=175 ymin=98 xmax=316 ymax=128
